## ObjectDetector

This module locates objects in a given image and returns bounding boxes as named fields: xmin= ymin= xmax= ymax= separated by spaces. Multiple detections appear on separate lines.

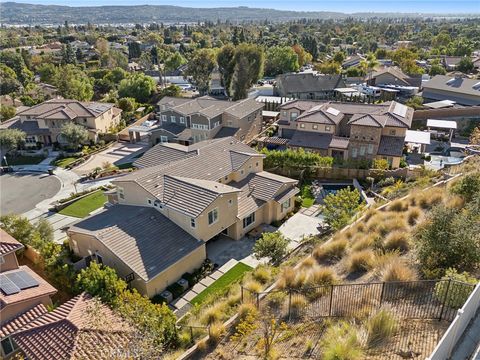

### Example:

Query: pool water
xmin=322 ymin=184 xmax=354 ymax=196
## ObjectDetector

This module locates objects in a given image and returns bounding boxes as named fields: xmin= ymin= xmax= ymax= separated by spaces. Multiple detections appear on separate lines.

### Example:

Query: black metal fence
xmin=242 ymin=279 xmax=475 ymax=322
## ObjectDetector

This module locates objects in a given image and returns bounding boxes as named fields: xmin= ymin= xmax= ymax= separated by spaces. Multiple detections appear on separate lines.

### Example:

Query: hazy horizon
xmin=1 ymin=0 xmax=479 ymax=14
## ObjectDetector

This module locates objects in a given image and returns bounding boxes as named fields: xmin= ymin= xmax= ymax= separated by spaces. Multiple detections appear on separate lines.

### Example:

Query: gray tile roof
xmin=330 ymin=136 xmax=350 ymax=149
xmin=423 ymin=75 xmax=480 ymax=98
xmin=17 ymin=99 xmax=116 ymax=119
xmin=289 ymin=131 xmax=333 ymax=150
xmin=377 ymin=136 xmax=405 ymax=157
xmin=133 ymin=143 xmax=198 ymax=168
xmin=214 ymin=127 xmax=239 ymax=139
xmin=1 ymin=118 xmax=51 ymax=135
xmin=274 ymin=187 xmax=300 ymax=204
xmin=276 ymin=73 xmax=345 ymax=94
xmin=69 ymin=205 xmax=204 ymax=281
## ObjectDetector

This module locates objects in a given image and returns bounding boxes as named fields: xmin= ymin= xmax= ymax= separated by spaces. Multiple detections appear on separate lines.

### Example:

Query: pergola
xmin=427 ymin=119 xmax=457 ymax=142
xmin=405 ymin=130 xmax=431 ymax=153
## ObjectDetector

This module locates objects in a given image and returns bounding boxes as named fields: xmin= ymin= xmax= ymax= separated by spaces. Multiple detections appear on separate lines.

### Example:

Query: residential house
xmin=0 ymin=229 xmax=57 ymax=358
xmin=367 ymin=67 xmax=422 ymax=87
xmin=129 ymin=96 xmax=263 ymax=146
xmin=276 ymin=100 xmax=413 ymax=168
xmin=67 ymin=137 xmax=299 ymax=297
xmin=8 ymin=293 xmax=132 ymax=360
xmin=441 ymin=56 xmax=464 ymax=71
xmin=422 ymin=75 xmax=480 ymax=106
xmin=274 ymin=72 xmax=346 ymax=100
xmin=341 ymin=54 xmax=365 ymax=69
xmin=0 ymin=99 xmax=122 ymax=147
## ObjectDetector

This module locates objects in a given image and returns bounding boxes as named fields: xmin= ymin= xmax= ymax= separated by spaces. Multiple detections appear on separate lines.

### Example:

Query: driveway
xmin=0 ymin=173 xmax=61 ymax=215
xmin=73 ymin=142 xmax=148 ymax=175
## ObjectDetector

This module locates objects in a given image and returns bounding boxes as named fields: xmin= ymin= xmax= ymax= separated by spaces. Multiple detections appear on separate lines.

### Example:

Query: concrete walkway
xmin=278 ymin=212 xmax=325 ymax=249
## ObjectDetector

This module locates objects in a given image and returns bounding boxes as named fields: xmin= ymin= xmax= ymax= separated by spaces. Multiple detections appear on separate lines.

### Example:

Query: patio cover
xmin=427 ymin=119 xmax=457 ymax=129
xmin=405 ymin=130 xmax=431 ymax=145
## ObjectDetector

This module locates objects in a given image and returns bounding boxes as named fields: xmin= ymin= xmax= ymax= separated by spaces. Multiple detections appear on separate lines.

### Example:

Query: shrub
xmin=253 ymin=231 xmax=289 ymax=265
xmin=244 ymin=280 xmax=263 ymax=293
xmin=322 ymin=322 xmax=363 ymax=360
xmin=226 ymin=292 xmax=242 ymax=307
xmin=290 ymin=295 xmax=307 ymax=313
xmin=197 ymin=338 xmax=208 ymax=352
xmin=277 ymin=267 xmax=296 ymax=289
xmin=347 ymin=250 xmax=376 ymax=273
xmin=389 ymin=199 xmax=407 ymax=212
xmin=266 ymin=291 xmax=287 ymax=309
xmin=252 ymin=266 xmax=272 ymax=284
xmin=434 ymin=268 xmax=478 ymax=308
xmin=384 ymin=231 xmax=410 ymax=252
xmin=418 ymin=188 xmax=444 ymax=209
xmin=351 ymin=233 xmax=380 ymax=251
xmin=365 ymin=308 xmax=397 ymax=347
xmin=151 ymin=294 xmax=168 ymax=305
xmin=379 ymin=217 xmax=407 ymax=236
xmin=381 ymin=261 xmax=417 ymax=282
xmin=363 ymin=208 xmax=376 ymax=222
xmin=321 ymin=187 xmax=364 ymax=230
xmin=300 ymin=257 xmax=316 ymax=269
xmin=309 ymin=267 xmax=338 ymax=286
xmin=406 ymin=207 xmax=421 ymax=226
xmin=444 ymin=195 xmax=465 ymax=209
xmin=313 ymin=239 xmax=348 ymax=263
xmin=378 ymin=177 xmax=395 ymax=187
xmin=201 ymin=303 xmax=224 ymax=325
xmin=449 ymin=172 xmax=480 ymax=202
xmin=353 ymin=222 xmax=366 ymax=233
xmin=238 ymin=303 xmax=258 ymax=320
xmin=182 ymin=272 xmax=195 ymax=287
xmin=208 ymin=322 xmax=225 ymax=345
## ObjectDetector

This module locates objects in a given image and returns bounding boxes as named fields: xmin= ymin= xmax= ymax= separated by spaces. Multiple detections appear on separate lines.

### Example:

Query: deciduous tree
xmin=321 ymin=187 xmax=363 ymax=230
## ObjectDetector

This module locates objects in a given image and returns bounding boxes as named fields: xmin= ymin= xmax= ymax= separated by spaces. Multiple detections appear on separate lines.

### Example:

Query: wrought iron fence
xmin=241 ymin=279 xmax=476 ymax=322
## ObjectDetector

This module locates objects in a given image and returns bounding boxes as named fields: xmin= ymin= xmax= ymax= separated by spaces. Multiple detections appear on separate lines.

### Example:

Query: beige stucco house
xmin=67 ymin=137 xmax=299 ymax=298
xmin=0 ymin=99 xmax=122 ymax=147
xmin=276 ymin=100 xmax=413 ymax=168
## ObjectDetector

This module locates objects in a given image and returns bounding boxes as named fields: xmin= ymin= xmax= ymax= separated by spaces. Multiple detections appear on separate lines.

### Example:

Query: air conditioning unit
xmin=160 ymin=290 xmax=173 ymax=303
xmin=177 ymin=278 xmax=189 ymax=291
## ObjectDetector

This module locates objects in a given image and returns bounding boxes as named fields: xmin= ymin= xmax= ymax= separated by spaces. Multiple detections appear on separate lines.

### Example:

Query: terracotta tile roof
xmin=0 ymin=303 xmax=48 ymax=338
xmin=0 ymin=229 xmax=23 ymax=255
xmin=12 ymin=293 xmax=132 ymax=360
xmin=0 ymin=266 xmax=57 ymax=311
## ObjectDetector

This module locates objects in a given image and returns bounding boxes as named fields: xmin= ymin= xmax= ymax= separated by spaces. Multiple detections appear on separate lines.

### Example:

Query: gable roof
xmin=371 ymin=67 xmax=410 ymax=85
xmin=17 ymin=99 xmax=116 ymax=120
xmin=377 ymin=135 xmax=405 ymax=157
xmin=12 ymin=293 xmax=132 ymax=360
xmin=423 ymin=75 xmax=480 ymax=98
xmin=0 ymin=303 xmax=48 ymax=338
xmin=0 ymin=229 xmax=23 ymax=255
xmin=69 ymin=205 xmax=204 ymax=281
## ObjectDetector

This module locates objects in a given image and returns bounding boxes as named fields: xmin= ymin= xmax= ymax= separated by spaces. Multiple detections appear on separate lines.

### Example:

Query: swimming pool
xmin=322 ymin=183 xmax=355 ymax=196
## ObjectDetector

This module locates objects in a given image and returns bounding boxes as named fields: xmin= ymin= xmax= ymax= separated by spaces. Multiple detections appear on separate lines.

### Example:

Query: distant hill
xmin=1 ymin=2 xmax=476 ymax=25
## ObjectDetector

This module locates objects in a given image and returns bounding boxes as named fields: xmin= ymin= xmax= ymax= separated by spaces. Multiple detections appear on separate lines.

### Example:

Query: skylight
xmin=326 ymin=107 xmax=340 ymax=116
xmin=393 ymin=103 xmax=407 ymax=118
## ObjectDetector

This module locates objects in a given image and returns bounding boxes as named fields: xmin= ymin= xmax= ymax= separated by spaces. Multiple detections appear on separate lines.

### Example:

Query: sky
xmin=3 ymin=0 xmax=480 ymax=13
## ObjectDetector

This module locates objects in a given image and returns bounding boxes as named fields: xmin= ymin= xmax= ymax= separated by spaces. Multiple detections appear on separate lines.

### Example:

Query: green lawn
xmin=300 ymin=184 xmax=315 ymax=207
xmin=190 ymin=262 xmax=252 ymax=305
xmin=59 ymin=190 xmax=107 ymax=218
xmin=51 ymin=157 xmax=78 ymax=168
xmin=2 ymin=155 xmax=45 ymax=165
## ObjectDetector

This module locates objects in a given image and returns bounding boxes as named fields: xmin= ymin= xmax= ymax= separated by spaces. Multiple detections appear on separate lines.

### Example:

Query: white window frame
xmin=351 ymin=148 xmax=358 ymax=158
xmin=208 ymin=208 xmax=219 ymax=225
xmin=118 ymin=187 xmax=125 ymax=200
xmin=170 ymin=116 xmax=176 ymax=123
xmin=190 ymin=218 xmax=196 ymax=228
xmin=312 ymin=124 xmax=318 ymax=130
xmin=162 ymin=115 xmax=167 ymax=122
xmin=359 ymin=146 xmax=366 ymax=156
xmin=367 ymin=144 xmax=374 ymax=154
xmin=160 ymin=136 xmax=168 ymax=143
xmin=300 ymin=123 xmax=305 ymax=128
xmin=161 ymin=105 xmax=166 ymax=110
xmin=282 ymin=111 xmax=287 ymax=117
xmin=325 ymin=125 xmax=331 ymax=131
xmin=290 ymin=112 xmax=298 ymax=121
xmin=147 ymin=199 xmax=152 ymax=205
xmin=180 ymin=116 xmax=185 ymax=124
xmin=243 ymin=212 xmax=256 ymax=229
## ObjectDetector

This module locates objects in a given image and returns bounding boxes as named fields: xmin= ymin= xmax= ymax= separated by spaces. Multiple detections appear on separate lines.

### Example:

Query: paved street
xmin=0 ymin=172 xmax=61 ymax=215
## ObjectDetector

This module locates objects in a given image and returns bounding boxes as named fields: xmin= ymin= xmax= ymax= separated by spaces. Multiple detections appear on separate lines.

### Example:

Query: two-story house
xmin=129 ymin=96 xmax=264 ymax=146
xmin=0 ymin=99 xmax=122 ymax=147
xmin=276 ymin=100 xmax=413 ymax=168
xmin=0 ymin=229 xmax=57 ymax=359
xmin=67 ymin=137 xmax=299 ymax=297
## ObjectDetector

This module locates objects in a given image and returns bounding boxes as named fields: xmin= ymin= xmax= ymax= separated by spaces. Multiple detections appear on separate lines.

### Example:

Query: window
xmin=312 ymin=124 xmax=318 ymax=130
xmin=290 ymin=112 xmax=298 ymax=121
xmin=351 ymin=148 xmax=358 ymax=158
xmin=0 ymin=256 xmax=4 ymax=265
xmin=282 ymin=198 xmax=291 ymax=212
xmin=243 ymin=212 xmax=256 ymax=228
xmin=161 ymin=105 xmax=166 ymax=110
xmin=180 ymin=116 xmax=185 ymax=124
xmin=147 ymin=199 xmax=152 ymax=205
xmin=359 ymin=146 xmax=366 ymax=156
xmin=162 ymin=115 xmax=167 ymax=122
xmin=208 ymin=208 xmax=218 ymax=225
xmin=170 ymin=116 xmax=176 ymax=123
xmin=227 ymin=120 xmax=233 ymax=126
xmin=224 ymin=176 xmax=228 ymax=181
xmin=160 ymin=136 xmax=168 ymax=143
xmin=256 ymin=162 xmax=259 ymax=167
xmin=83 ymin=118 xmax=87 ymax=123
xmin=214 ymin=121 xmax=220 ymax=128
xmin=367 ymin=144 xmax=374 ymax=154
xmin=389 ymin=129 xmax=396 ymax=136
xmin=1 ymin=337 xmax=14 ymax=356
xmin=95 ymin=253 xmax=103 ymax=264
xmin=240 ymin=169 xmax=244 ymax=175
xmin=191 ymin=218 xmax=196 ymax=228
xmin=300 ymin=123 xmax=305 ymax=128
xmin=282 ymin=111 xmax=287 ymax=117
xmin=25 ymin=136 xmax=36 ymax=144
xmin=154 ymin=200 xmax=163 ymax=209
xmin=118 ymin=187 xmax=125 ymax=200
xmin=325 ymin=126 xmax=331 ymax=131
xmin=228 ymin=199 xmax=233 ymax=206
